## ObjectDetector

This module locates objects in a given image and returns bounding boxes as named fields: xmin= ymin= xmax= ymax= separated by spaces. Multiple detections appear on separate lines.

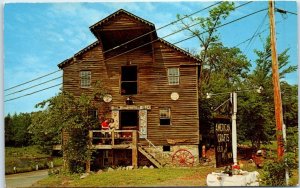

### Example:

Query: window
xmin=168 ymin=68 xmax=179 ymax=85
xmin=88 ymin=109 xmax=98 ymax=120
xmin=163 ymin=146 xmax=171 ymax=152
xmin=121 ymin=66 xmax=137 ymax=95
xmin=159 ymin=108 xmax=171 ymax=125
xmin=80 ymin=71 xmax=91 ymax=88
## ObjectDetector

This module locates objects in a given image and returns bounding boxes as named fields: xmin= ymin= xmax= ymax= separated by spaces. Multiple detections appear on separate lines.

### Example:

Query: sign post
xmin=214 ymin=117 xmax=233 ymax=168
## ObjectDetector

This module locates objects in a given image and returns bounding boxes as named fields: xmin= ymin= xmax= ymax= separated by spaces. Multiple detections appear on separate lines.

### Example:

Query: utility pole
xmin=231 ymin=92 xmax=238 ymax=165
xmin=268 ymin=0 xmax=284 ymax=161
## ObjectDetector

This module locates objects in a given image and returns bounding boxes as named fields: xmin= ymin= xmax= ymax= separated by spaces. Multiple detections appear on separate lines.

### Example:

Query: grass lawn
xmin=35 ymin=167 xmax=217 ymax=187
xmin=5 ymin=145 xmax=63 ymax=174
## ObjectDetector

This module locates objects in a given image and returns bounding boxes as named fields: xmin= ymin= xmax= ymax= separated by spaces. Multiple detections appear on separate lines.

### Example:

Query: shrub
xmin=261 ymin=153 xmax=298 ymax=186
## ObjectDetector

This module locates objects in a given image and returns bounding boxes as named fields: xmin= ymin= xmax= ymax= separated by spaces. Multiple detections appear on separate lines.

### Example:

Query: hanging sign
xmin=214 ymin=118 xmax=233 ymax=168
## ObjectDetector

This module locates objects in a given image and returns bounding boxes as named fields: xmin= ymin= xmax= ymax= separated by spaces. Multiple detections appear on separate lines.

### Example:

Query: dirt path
xmin=5 ymin=169 xmax=48 ymax=188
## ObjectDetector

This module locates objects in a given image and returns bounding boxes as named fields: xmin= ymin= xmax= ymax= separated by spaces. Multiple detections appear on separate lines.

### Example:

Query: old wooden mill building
xmin=58 ymin=9 xmax=201 ymax=170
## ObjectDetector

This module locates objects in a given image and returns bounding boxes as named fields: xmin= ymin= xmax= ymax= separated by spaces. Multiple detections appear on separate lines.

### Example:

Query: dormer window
xmin=121 ymin=66 xmax=137 ymax=95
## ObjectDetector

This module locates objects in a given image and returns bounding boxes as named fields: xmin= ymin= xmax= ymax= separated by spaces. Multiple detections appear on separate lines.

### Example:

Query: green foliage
xmin=261 ymin=153 xmax=298 ymax=186
xmin=177 ymin=3 xmax=253 ymax=145
xmin=286 ymin=127 xmax=298 ymax=156
xmin=5 ymin=145 xmax=62 ymax=174
xmin=237 ymin=36 xmax=297 ymax=149
xmin=5 ymin=112 xmax=32 ymax=147
xmin=30 ymin=81 xmax=109 ymax=172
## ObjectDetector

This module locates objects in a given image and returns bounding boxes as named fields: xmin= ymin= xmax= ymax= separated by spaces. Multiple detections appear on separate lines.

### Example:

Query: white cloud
xmin=48 ymin=3 xmax=107 ymax=25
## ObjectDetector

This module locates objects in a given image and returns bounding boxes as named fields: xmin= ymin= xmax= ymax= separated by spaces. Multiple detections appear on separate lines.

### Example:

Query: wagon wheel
xmin=172 ymin=149 xmax=194 ymax=167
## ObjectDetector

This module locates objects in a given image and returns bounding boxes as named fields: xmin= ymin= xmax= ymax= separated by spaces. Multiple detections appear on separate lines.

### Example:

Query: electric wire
xmin=173 ymin=8 xmax=268 ymax=45
xmin=5 ymin=2 xmax=224 ymax=92
xmin=102 ymin=1 xmax=225 ymax=54
xmin=243 ymin=12 xmax=268 ymax=55
xmin=5 ymin=76 xmax=62 ymax=97
xmin=4 ymin=70 xmax=61 ymax=92
xmin=4 ymin=83 xmax=62 ymax=102
xmin=5 ymin=6 xmax=262 ymax=103
xmin=105 ymin=3 xmax=260 ymax=62
xmin=233 ymin=15 xmax=287 ymax=48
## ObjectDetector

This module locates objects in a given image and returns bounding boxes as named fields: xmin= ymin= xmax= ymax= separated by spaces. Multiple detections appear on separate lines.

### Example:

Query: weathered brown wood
xmin=132 ymin=130 xmax=138 ymax=168
xmin=112 ymin=129 xmax=115 ymax=146
xmin=60 ymin=10 xmax=200 ymax=161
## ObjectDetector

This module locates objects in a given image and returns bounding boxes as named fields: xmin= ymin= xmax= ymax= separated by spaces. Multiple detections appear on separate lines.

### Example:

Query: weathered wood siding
xmin=63 ymin=40 xmax=199 ymax=145
xmin=62 ymin=13 xmax=199 ymax=146
xmin=101 ymin=13 xmax=152 ymax=31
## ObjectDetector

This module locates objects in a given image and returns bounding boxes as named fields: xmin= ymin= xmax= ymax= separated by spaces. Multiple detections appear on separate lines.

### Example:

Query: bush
xmin=261 ymin=153 xmax=298 ymax=186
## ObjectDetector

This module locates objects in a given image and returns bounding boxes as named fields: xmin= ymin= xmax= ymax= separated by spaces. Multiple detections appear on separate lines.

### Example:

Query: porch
xmin=87 ymin=129 xmax=166 ymax=171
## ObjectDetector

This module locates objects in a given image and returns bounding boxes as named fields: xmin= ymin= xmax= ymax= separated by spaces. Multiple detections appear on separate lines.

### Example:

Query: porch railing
xmin=88 ymin=130 xmax=137 ymax=147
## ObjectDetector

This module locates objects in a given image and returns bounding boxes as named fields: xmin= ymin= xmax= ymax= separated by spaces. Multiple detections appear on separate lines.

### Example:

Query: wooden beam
xmin=132 ymin=130 xmax=138 ymax=168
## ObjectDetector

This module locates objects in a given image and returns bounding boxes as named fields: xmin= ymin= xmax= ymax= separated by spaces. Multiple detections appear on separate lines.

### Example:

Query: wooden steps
xmin=138 ymin=147 xmax=163 ymax=168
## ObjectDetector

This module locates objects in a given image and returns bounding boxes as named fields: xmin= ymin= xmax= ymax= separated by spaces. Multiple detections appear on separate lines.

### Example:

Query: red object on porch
xmin=101 ymin=121 xmax=110 ymax=130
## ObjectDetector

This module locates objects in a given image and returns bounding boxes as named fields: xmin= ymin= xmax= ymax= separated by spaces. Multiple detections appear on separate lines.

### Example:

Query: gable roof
xmin=157 ymin=38 xmax=201 ymax=64
xmin=57 ymin=41 xmax=100 ymax=68
xmin=90 ymin=9 xmax=155 ymax=37
xmin=58 ymin=9 xmax=201 ymax=69
xmin=90 ymin=9 xmax=155 ymax=28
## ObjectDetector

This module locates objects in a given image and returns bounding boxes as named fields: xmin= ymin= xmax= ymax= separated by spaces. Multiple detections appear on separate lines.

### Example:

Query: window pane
xmin=121 ymin=82 xmax=137 ymax=95
xmin=168 ymin=68 xmax=179 ymax=85
xmin=121 ymin=66 xmax=137 ymax=81
xmin=160 ymin=108 xmax=171 ymax=125
xmin=168 ymin=68 xmax=179 ymax=76
xmin=160 ymin=108 xmax=170 ymax=118
xmin=160 ymin=119 xmax=170 ymax=125
xmin=80 ymin=71 xmax=91 ymax=87
xmin=168 ymin=76 xmax=179 ymax=85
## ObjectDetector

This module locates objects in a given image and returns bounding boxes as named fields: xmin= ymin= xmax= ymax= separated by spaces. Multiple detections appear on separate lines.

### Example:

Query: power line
xmin=5 ymin=76 xmax=62 ymax=97
xmin=173 ymin=8 xmax=268 ymax=45
xmin=5 ymin=3 xmax=258 ymax=102
xmin=243 ymin=12 xmax=268 ymax=55
xmin=233 ymin=16 xmax=287 ymax=48
xmin=4 ymin=2 xmax=224 ymax=92
xmin=4 ymin=70 xmax=61 ymax=92
xmin=105 ymin=2 xmax=257 ymax=62
xmin=4 ymin=83 xmax=62 ymax=102
xmin=102 ymin=1 xmax=223 ymax=54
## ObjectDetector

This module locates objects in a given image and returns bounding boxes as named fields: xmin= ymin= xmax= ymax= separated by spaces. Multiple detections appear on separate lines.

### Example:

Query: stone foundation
xmin=142 ymin=145 xmax=199 ymax=166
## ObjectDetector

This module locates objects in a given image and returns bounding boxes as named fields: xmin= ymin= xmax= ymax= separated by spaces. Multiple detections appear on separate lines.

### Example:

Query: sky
xmin=3 ymin=1 xmax=299 ymax=115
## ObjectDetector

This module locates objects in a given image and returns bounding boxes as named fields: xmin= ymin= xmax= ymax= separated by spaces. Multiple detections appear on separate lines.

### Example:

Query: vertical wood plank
xmin=132 ymin=130 xmax=138 ymax=168
xmin=112 ymin=129 xmax=115 ymax=146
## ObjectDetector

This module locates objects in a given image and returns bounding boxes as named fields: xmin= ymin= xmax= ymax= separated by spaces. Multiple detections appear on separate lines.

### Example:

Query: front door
xmin=120 ymin=110 xmax=139 ymax=137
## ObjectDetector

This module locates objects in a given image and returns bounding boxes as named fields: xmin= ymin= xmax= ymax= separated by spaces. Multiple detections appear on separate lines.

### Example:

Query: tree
xmin=177 ymin=3 xmax=254 ymax=147
xmin=177 ymin=2 xmax=235 ymax=86
xmin=29 ymin=81 xmax=109 ymax=172
xmin=5 ymin=113 xmax=13 ymax=146
xmin=4 ymin=113 xmax=32 ymax=147
xmin=237 ymin=36 xmax=297 ymax=148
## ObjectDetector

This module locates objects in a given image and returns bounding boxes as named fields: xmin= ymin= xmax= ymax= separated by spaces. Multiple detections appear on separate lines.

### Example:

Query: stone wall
xmin=142 ymin=145 xmax=199 ymax=167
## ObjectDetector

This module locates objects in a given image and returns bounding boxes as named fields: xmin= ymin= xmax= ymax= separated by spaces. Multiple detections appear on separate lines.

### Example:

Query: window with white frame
xmin=80 ymin=71 xmax=91 ymax=88
xmin=168 ymin=68 xmax=180 ymax=85
xmin=159 ymin=108 xmax=171 ymax=126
